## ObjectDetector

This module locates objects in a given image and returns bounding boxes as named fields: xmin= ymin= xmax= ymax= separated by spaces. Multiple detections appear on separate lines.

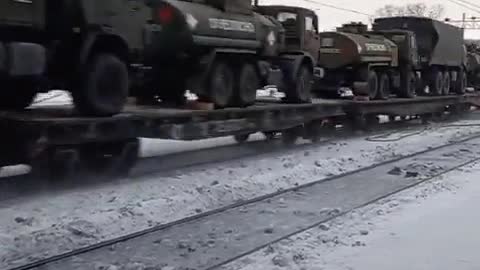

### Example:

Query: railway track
xmin=0 ymin=114 xmax=463 ymax=203
xmin=9 ymin=131 xmax=480 ymax=270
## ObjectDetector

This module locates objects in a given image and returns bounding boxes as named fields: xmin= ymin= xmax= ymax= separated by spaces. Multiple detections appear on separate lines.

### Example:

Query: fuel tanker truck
xmin=136 ymin=0 xmax=320 ymax=107
xmin=316 ymin=17 xmax=466 ymax=100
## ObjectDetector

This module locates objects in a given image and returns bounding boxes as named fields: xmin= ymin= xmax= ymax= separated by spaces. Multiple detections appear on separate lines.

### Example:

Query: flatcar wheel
xmin=429 ymin=69 xmax=443 ymax=96
xmin=83 ymin=139 xmax=139 ymax=178
xmin=234 ymin=134 xmax=250 ymax=144
xmin=367 ymin=70 xmax=379 ymax=100
xmin=443 ymin=71 xmax=451 ymax=95
xmin=107 ymin=139 xmax=140 ymax=177
xmin=72 ymin=53 xmax=129 ymax=116
xmin=207 ymin=61 xmax=234 ymax=108
xmin=285 ymin=64 xmax=312 ymax=103
xmin=376 ymin=73 xmax=391 ymax=100
xmin=306 ymin=121 xmax=323 ymax=143
xmin=234 ymin=63 xmax=259 ymax=107
xmin=282 ymin=127 xmax=301 ymax=145
xmin=31 ymin=147 xmax=82 ymax=182
xmin=263 ymin=131 xmax=278 ymax=141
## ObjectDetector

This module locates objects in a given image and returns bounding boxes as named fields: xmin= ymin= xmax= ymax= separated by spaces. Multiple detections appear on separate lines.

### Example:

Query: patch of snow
xmin=31 ymin=90 xmax=72 ymax=107
xmin=221 ymin=161 xmax=480 ymax=270
xmin=2 ymin=120 xmax=480 ymax=269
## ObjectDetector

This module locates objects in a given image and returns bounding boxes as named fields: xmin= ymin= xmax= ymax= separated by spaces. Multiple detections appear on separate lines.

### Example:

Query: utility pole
xmin=445 ymin=13 xmax=480 ymax=30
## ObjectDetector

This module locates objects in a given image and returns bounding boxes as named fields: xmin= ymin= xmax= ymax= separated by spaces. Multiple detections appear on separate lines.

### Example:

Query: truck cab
xmin=255 ymin=5 xmax=320 ymax=63
xmin=375 ymin=30 xmax=421 ymax=70
xmin=0 ymin=0 xmax=153 ymax=116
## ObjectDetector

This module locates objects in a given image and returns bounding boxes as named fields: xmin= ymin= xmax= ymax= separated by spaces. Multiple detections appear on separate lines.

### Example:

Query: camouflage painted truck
xmin=316 ymin=17 xmax=466 ymax=100
xmin=0 ymin=0 xmax=152 ymax=116
xmin=135 ymin=0 xmax=321 ymax=108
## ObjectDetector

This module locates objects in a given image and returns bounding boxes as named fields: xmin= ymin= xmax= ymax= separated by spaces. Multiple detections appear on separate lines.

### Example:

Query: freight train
xmin=316 ymin=17 xmax=467 ymax=99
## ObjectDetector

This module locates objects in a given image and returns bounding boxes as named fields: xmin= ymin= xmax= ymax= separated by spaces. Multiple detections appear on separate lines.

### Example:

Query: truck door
xmin=0 ymin=0 xmax=45 ymax=29
xmin=303 ymin=12 xmax=320 ymax=63
xmin=409 ymin=34 xmax=420 ymax=68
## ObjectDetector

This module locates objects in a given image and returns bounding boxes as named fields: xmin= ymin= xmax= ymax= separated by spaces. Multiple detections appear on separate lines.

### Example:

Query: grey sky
xmin=262 ymin=0 xmax=480 ymax=39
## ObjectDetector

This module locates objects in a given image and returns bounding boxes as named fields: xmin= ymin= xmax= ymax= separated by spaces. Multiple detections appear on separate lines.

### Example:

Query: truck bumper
xmin=0 ymin=42 xmax=46 ymax=76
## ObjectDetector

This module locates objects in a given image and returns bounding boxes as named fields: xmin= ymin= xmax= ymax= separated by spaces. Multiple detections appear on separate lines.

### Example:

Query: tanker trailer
xmin=316 ymin=22 xmax=419 ymax=100
xmin=137 ymin=0 xmax=318 ymax=108
xmin=373 ymin=16 xmax=467 ymax=95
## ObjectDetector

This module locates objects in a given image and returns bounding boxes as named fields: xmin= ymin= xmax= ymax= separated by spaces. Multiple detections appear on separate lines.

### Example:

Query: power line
xmin=455 ymin=0 xmax=480 ymax=10
xmin=301 ymin=0 xmax=373 ymax=17
xmin=445 ymin=0 xmax=480 ymax=14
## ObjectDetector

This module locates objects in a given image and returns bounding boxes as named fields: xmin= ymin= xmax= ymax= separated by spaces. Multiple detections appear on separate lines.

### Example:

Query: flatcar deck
xmin=1 ymin=93 xmax=479 ymax=168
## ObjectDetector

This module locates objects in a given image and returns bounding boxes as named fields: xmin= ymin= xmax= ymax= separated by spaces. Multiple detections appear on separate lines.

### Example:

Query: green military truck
xmin=0 ymin=0 xmax=152 ymax=116
xmin=317 ymin=17 xmax=467 ymax=100
xmin=135 ymin=0 xmax=321 ymax=107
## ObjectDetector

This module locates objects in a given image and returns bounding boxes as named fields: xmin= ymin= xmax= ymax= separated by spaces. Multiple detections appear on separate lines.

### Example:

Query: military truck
xmin=0 ymin=0 xmax=152 ymax=116
xmin=135 ymin=0 xmax=321 ymax=107
xmin=373 ymin=17 xmax=466 ymax=96
xmin=316 ymin=17 xmax=466 ymax=100
xmin=466 ymin=43 xmax=480 ymax=90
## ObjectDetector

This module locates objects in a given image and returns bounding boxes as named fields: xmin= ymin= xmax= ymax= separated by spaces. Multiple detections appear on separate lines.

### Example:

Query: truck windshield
xmin=277 ymin=12 xmax=297 ymax=23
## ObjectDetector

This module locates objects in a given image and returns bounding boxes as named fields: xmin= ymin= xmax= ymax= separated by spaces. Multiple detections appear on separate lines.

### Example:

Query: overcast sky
xmin=262 ymin=0 xmax=480 ymax=39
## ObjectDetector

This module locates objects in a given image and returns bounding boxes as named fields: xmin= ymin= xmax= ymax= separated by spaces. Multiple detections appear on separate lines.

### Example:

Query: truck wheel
xmin=455 ymin=69 xmax=467 ymax=94
xmin=376 ymin=73 xmax=391 ymax=100
xmin=399 ymin=72 xmax=416 ymax=98
xmin=429 ymin=69 xmax=443 ymax=96
xmin=73 ymin=53 xmax=128 ymax=116
xmin=207 ymin=61 xmax=234 ymax=108
xmin=285 ymin=64 xmax=312 ymax=103
xmin=234 ymin=63 xmax=259 ymax=107
xmin=443 ymin=71 xmax=451 ymax=95
xmin=0 ymin=79 xmax=37 ymax=110
xmin=367 ymin=71 xmax=379 ymax=100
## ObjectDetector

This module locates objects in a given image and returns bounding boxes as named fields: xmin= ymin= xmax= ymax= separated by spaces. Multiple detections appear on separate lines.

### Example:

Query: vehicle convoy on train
xmin=134 ymin=0 xmax=322 ymax=108
xmin=0 ymin=0 xmax=157 ymax=116
xmin=316 ymin=17 xmax=467 ymax=100
xmin=467 ymin=43 xmax=480 ymax=90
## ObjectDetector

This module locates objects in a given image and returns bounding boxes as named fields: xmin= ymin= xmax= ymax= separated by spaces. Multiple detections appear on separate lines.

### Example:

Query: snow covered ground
xmin=2 ymin=117 xmax=480 ymax=269
xmin=221 ymin=161 xmax=480 ymax=270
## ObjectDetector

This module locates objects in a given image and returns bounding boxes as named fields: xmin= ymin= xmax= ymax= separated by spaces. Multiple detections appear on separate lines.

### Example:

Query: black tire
xmin=399 ymin=71 xmax=416 ymax=98
xmin=206 ymin=61 xmax=234 ymax=108
xmin=455 ymin=69 xmax=467 ymax=94
xmin=0 ymin=79 xmax=38 ymax=110
xmin=443 ymin=71 xmax=451 ymax=95
xmin=234 ymin=63 xmax=259 ymax=107
xmin=376 ymin=73 xmax=391 ymax=100
xmin=429 ymin=69 xmax=443 ymax=96
xmin=72 ymin=53 xmax=129 ymax=116
xmin=285 ymin=64 xmax=312 ymax=103
xmin=367 ymin=70 xmax=379 ymax=100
